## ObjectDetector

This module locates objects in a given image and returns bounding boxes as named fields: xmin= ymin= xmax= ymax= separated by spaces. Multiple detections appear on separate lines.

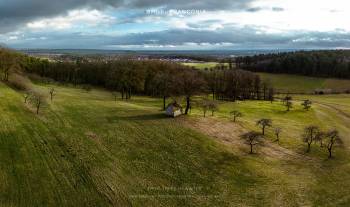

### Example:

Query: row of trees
xmin=1 ymin=47 xmax=277 ymax=116
xmin=0 ymin=48 xmax=24 ymax=81
xmin=236 ymin=50 xmax=350 ymax=79
xmin=15 ymin=74 xmax=55 ymax=114
xmin=302 ymin=126 xmax=342 ymax=158
xmin=204 ymin=68 xmax=274 ymax=102
xmin=282 ymin=95 xmax=313 ymax=112
xmin=241 ymin=118 xmax=342 ymax=158
xmin=24 ymin=58 xmax=275 ymax=114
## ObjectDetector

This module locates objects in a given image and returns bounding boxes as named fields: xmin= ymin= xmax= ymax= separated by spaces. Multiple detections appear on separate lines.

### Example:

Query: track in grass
xmin=1 ymin=83 xmax=350 ymax=206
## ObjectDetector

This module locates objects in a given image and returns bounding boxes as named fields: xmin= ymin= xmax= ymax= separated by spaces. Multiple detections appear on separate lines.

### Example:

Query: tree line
xmin=23 ymin=57 xmax=275 ymax=113
xmin=236 ymin=50 xmax=350 ymax=79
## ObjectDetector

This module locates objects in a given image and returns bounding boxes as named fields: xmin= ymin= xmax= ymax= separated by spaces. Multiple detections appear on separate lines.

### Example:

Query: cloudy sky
xmin=0 ymin=0 xmax=349 ymax=50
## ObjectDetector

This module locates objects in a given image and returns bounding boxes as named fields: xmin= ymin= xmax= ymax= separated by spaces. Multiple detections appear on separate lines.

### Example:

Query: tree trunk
xmin=262 ymin=127 xmax=265 ymax=135
xmin=250 ymin=144 xmax=253 ymax=154
xmin=307 ymin=142 xmax=311 ymax=152
xmin=185 ymin=96 xmax=190 ymax=115
xmin=234 ymin=116 xmax=236 ymax=122
xmin=4 ymin=72 xmax=8 ymax=81
xmin=36 ymin=103 xmax=40 ymax=115
xmin=328 ymin=143 xmax=333 ymax=158
xmin=163 ymin=96 xmax=166 ymax=110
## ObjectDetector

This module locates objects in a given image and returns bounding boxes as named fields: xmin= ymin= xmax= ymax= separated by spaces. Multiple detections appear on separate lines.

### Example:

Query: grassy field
xmin=1 ymin=82 xmax=350 ymax=206
xmin=181 ymin=61 xmax=350 ymax=92
xmin=182 ymin=62 xmax=228 ymax=69
xmin=258 ymin=73 xmax=350 ymax=93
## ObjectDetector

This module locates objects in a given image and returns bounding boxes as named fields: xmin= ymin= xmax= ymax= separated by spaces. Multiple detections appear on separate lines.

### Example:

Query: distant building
xmin=165 ymin=102 xmax=183 ymax=117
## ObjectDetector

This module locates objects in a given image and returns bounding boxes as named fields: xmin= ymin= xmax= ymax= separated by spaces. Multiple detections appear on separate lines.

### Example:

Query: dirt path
xmin=313 ymin=100 xmax=350 ymax=119
xmin=178 ymin=116 xmax=315 ymax=162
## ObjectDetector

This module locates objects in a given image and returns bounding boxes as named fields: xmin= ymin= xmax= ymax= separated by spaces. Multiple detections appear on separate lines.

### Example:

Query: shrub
xmin=8 ymin=73 xmax=32 ymax=91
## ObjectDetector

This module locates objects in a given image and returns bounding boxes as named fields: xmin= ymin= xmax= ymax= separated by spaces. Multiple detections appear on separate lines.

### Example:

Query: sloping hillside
xmin=0 ymin=83 xmax=272 ymax=206
xmin=1 ymin=82 xmax=350 ymax=206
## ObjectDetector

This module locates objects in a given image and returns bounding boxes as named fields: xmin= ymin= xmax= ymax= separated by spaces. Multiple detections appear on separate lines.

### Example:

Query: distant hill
xmin=19 ymin=48 xmax=298 ymax=59
xmin=237 ymin=50 xmax=350 ymax=79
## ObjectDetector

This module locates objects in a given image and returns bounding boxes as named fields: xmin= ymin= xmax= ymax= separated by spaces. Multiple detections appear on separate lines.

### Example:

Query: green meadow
xmin=258 ymin=73 xmax=350 ymax=93
xmin=182 ymin=61 xmax=350 ymax=93
xmin=0 ymin=82 xmax=350 ymax=206
xmin=182 ymin=62 xmax=228 ymax=69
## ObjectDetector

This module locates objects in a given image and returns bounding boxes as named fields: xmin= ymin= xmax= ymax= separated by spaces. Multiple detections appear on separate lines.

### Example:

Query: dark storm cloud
xmin=125 ymin=0 xmax=253 ymax=10
xmin=10 ymin=27 xmax=350 ymax=49
xmin=109 ymin=29 xmax=350 ymax=49
xmin=108 ymin=28 xmax=293 ymax=46
xmin=0 ymin=0 xmax=255 ymax=33
xmin=0 ymin=0 xmax=123 ymax=33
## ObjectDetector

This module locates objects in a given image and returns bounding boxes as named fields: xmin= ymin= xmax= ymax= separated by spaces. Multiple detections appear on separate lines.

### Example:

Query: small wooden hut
xmin=165 ymin=102 xmax=183 ymax=117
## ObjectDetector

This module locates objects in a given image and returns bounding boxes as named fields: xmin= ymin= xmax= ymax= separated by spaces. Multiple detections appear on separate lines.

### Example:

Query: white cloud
xmin=106 ymin=42 xmax=237 ymax=50
xmin=8 ymin=36 xmax=19 ymax=40
xmin=135 ymin=0 xmax=350 ymax=34
xmin=3 ymin=0 xmax=350 ymax=49
xmin=26 ymin=9 xmax=115 ymax=30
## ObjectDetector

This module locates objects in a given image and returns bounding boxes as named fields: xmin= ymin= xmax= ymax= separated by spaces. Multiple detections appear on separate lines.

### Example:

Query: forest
xmin=236 ymin=50 xmax=350 ymax=79
xmin=21 ymin=53 xmax=273 ymax=114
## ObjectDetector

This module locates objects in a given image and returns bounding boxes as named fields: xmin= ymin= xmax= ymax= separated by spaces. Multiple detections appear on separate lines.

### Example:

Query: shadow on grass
xmin=107 ymin=113 xmax=169 ymax=122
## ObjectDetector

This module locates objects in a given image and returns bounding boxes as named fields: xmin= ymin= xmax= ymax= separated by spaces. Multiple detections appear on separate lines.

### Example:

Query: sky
xmin=0 ymin=0 xmax=350 ymax=50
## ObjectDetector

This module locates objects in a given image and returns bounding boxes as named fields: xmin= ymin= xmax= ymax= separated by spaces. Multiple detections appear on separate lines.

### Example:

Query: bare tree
xmin=301 ymin=100 xmax=312 ymax=111
xmin=302 ymin=125 xmax=319 ymax=153
xmin=178 ymin=70 xmax=206 ymax=115
xmin=256 ymin=119 xmax=272 ymax=135
xmin=49 ymin=88 xmax=55 ymax=101
xmin=240 ymin=131 xmax=263 ymax=154
xmin=285 ymin=101 xmax=293 ymax=111
xmin=200 ymin=100 xmax=209 ymax=117
xmin=283 ymin=94 xmax=293 ymax=111
xmin=0 ymin=50 xmax=19 ymax=81
xmin=282 ymin=94 xmax=292 ymax=105
xmin=274 ymin=127 xmax=282 ymax=143
xmin=24 ymin=91 xmax=31 ymax=103
xmin=30 ymin=91 xmax=47 ymax=114
xmin=208 ymin=101 xmax=218 ymax=116
xmin=314 ymin=131 xmax=326 ymax=147
xmin=8 ymin=73 xmax=32 ymax=91
xmin=325 ymin=130 xmax=343 ymax=158
xmin=153 ymin=70 xmax=175 ymax=110
xmin=230 ymin=110 xmax=243 ymax=122
xmin=200 ymin=99 xmax=218 ymax=117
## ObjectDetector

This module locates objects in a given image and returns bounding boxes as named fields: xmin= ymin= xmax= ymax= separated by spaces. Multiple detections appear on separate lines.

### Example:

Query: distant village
xmin=22 ymin=50 xmax=221 ymax=64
